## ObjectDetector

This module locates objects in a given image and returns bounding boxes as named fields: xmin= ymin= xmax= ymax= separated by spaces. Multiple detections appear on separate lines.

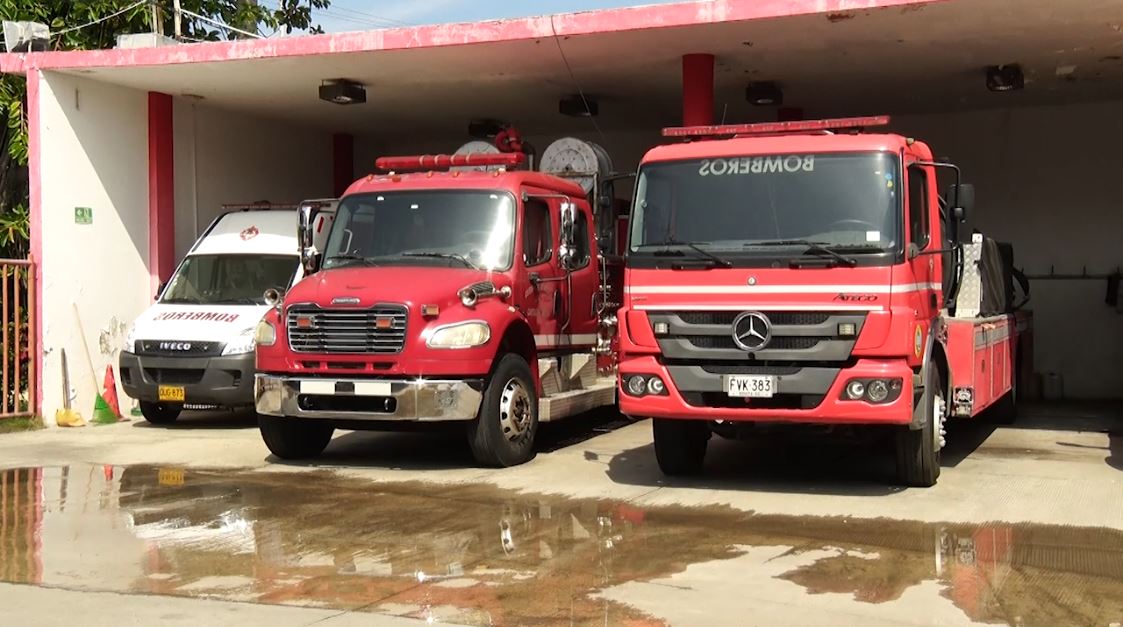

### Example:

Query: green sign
xmin=74 ymin=207 xmax=93 ymax=225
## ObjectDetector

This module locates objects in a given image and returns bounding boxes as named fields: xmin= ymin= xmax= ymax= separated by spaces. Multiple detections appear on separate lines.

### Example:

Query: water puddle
xmin=1 ymin=465 xmax=1120 ymax=625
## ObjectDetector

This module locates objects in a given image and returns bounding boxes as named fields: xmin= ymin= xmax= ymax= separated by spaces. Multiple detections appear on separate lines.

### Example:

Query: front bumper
xmin=119 ymin=351 xmax=255 ymax=407
xmin=618 ymin=355 xmax=915 ymax=425
xmin=255 ymin=374 xmax=484 ymax=422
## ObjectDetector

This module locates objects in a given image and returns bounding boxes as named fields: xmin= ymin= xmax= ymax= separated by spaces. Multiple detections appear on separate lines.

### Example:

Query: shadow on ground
xmin=268 ymin=408 xmax=634 ymax=471
xmin=130 ymin=408 xmax=258 ymax=430
xmin=602 ymin=415 xmax=1004 ymax=497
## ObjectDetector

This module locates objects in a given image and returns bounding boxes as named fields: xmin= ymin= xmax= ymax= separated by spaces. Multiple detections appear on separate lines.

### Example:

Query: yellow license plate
xmin=158 ymin=467 xmax=185 ymax=486
xmin=158 ymin=385 xmax=185 ymax=402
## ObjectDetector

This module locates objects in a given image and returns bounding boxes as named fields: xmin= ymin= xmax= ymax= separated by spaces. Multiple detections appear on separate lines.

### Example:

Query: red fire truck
xmin=617 ymin=116 xmax=1032 ymax=486
xmin=253 ymin=144 xmax=623 ymax=467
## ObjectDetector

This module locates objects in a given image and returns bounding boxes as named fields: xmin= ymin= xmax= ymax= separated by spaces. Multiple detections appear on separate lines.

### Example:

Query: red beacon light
xmin=374 ymin=152 xmax=525 ymax=172
xmin=662 ymin=115 xmax=891 ymax=138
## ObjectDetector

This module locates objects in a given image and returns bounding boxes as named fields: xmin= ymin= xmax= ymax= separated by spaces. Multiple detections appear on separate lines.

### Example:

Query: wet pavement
xmin=2 ymin=464 xmax=1122 ymax=626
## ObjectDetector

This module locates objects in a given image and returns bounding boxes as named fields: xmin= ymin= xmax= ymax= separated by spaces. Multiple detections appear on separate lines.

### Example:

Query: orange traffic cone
xmin=102 ymin=365 xmax=124 ymax=421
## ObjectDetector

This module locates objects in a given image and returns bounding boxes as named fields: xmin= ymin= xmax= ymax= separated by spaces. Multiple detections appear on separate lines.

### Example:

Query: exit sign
xmin=74 ymin=207 xmax=93 ymax=224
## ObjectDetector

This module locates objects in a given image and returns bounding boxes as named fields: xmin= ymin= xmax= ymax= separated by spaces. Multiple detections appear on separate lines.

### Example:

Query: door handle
xmin=529 ymin=272 xmax=541 ymax=287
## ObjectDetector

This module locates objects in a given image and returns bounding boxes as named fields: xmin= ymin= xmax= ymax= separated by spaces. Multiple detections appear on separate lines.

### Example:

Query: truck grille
xmin=647 ymin=310 xmax=867 ymax=363
xmin=135 ymin=340 xmax=222 ymax=357
xmin=287 ymin=305 xmax=408 ymax=354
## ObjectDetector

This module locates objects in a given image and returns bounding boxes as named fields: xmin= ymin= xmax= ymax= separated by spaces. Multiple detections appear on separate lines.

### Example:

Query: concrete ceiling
xmin=57 ymin=0 xmax=1123 ymax=139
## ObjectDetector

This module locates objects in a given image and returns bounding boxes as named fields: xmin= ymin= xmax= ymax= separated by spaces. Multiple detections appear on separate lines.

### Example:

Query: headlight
xmin=253 ymin=320 xmax=277 ymax=348
xmin=426 ymin=321 xmax=491 ymax=349
xmin=123 ymin=325 xmax=137 ymax=353
xmin=222 ymin=327 xmax=259 ymax=356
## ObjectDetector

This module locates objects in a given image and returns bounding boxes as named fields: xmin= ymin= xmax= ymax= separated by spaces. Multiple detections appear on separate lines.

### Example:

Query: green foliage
xmin=0 ymin=0 xmax=332 ymax=258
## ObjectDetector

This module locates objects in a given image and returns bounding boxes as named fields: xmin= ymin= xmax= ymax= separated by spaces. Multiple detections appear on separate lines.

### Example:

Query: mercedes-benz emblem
xmin=731 ymin=311 xmax=772 ymax=352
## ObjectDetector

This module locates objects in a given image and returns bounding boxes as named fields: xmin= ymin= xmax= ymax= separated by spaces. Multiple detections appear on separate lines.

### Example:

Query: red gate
xmin=1 ymin=258 xmax=36 ymax=421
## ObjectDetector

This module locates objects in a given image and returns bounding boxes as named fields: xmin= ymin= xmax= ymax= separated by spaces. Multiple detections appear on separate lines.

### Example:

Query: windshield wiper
xmin=325 ymin=254 xmax=377 ymax=268
xmin=635 ymin=240 xmax=733 ymax=268
xmin=745 ymin=240 xmax=857 ymax=267
xmin=399 ymin=252 xmax=477 ymax=269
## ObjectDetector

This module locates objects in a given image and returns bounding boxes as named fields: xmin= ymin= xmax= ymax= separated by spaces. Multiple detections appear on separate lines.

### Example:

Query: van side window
xmin=523 ymin=199 xmax=552 ymax=266
xmin=572 ymin=209 xmax=591 ymax=269
xmin=908 ymin=165 xmax=930 ymax=249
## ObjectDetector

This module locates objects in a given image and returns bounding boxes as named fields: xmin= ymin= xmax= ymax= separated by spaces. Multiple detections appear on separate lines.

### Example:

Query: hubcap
xmin=933 ymin=391 xmax=947 ymax=451
xmin=498 ymin=377 xmax=532 ymax=442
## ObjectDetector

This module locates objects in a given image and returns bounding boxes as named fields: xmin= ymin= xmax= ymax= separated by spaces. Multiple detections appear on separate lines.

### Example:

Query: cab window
xmin=523 ymin=199 xmax=552 ymax=266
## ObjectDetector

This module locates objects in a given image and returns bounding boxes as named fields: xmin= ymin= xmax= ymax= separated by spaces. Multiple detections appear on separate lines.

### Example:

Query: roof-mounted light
xmin=662 ymin=115 xmax=891 ymax=138
xmin=374 ymin=153 xmax=526 ymax=172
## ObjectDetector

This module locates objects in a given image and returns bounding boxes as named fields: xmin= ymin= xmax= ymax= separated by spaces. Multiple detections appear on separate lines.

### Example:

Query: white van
xmin=120 ymin=201 xmax=336 ymax=424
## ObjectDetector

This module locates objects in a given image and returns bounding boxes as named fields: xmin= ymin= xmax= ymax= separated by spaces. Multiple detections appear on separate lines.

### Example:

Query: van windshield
xmin=322 ymin=191 xmax=515 ymax=271
xmin=161 ymin=254 xmax=298 ymax=305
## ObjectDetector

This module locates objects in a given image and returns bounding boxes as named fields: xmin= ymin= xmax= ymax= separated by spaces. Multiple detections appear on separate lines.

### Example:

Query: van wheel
xmin=140 ymin=401 xmax=180 ymax=425
xmin=468 ymin=354 xmax=538 ymax=467
xmin=258 ymin=415 xmax=334 ymax=460
xmin=653 ymin=418 xmax=709 ymax=476
xmin=895 ymin=367 xmax=944 ymax=487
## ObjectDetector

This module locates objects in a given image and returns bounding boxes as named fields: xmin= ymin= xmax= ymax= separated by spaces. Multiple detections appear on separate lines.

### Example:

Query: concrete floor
xmin=0 ymin=402 xmax=1121 ymax=625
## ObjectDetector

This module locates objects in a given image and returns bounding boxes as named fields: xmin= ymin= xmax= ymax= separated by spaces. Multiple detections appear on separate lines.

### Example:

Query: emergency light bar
xmin=662 ymin=115 xmax=891 ymax=138
xmin=375 ymin=153 xmax=526 ymax=172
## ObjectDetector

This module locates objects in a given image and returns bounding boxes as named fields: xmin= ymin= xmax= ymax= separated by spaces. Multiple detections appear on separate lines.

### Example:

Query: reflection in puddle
xmin=1 ymin=465 xmax=1121 ymax=626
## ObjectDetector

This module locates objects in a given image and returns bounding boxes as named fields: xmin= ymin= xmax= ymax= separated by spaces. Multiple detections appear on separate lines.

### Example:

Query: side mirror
xmin=558 ymin=201 xmax=577 ymax=270
xmin=947 ymin=183 xmax=974 ymax=223
xmin=155 ymin=281 xmax=168 ymax=300
xmin=298 ymin=204 xmax=320 ymax=275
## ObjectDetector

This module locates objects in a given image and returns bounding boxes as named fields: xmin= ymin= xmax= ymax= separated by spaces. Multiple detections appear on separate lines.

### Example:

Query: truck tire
xmin=467 ymin=354 xmax=538 ymax=467
xmin=653 ymin=418 xmax=709 ymax=476
xmin=258 ymin=415 xmax=334 ymax=460
xmin=895 ymin=367 xmax=944 ymax=487
xmin=140 ymin=401 xmax=180 ymax=425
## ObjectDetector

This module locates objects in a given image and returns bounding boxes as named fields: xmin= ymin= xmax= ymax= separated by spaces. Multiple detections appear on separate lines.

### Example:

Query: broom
xmin=54 ymin=348 xmax=86 ymax=427
xmin=73 ymin=303 xmax=118 ymax=425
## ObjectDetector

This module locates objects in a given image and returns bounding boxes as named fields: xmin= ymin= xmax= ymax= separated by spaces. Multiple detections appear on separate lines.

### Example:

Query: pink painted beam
xmin=0 ymin=0 xmax=944 ymax=73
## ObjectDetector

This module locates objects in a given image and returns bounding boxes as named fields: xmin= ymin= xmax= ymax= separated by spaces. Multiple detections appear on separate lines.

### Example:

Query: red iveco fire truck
xmin=617 ymin=116 xmax=1032 ymax=486
xmin=254 ymin=141 xmax=623 ymax=467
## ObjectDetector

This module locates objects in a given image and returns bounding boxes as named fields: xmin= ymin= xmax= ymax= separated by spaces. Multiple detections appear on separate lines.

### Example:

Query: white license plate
xmin=726 ymin=375 xmax=777 ymax=398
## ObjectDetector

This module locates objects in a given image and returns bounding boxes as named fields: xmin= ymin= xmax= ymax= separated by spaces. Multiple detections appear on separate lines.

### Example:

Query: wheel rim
xmin=498 ymin=377 xmax=533 ymax=442
xmin=933 ymin=389 xmax=947 ymax=452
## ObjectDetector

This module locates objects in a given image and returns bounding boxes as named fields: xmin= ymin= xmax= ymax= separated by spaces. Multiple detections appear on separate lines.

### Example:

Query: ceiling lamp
xmin=746 ymin=81 xmax=783 ymax=106
xmin=319 ymin=79 xmax=366 ymax=105
xmin=559 ymin=94 xmax=599 ymax=117
xmin=986 ymin=65 xmax=1024 ymax=92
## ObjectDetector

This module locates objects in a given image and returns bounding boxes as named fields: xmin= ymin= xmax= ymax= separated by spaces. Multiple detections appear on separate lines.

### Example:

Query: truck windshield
xmin=630 ymin=152 xmax=901 ymax=262
xmin=323 ymin=191 xmax=515 ymax=271
xmin=161 ymin=254 xmax=298 ymax=305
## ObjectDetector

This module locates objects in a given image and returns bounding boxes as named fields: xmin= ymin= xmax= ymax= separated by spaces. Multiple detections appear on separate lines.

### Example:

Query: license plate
xmin=726 ymin=375 xmax=777 ymax=398
xmin=158 ymin=385 xmax=186 ymax=402
xmin=158 ymin=468 xmax=185 ymax=486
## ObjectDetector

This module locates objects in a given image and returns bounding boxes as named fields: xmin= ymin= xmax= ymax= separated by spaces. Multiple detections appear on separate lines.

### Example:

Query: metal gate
xmin=1 ymin=258 xmax=36 ymax=421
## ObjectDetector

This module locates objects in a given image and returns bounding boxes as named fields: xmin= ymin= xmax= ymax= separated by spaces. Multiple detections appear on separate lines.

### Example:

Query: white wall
xmin=358 ymin=100 xmax=1123 ymax=398
xmin=38 ymin=72 xmax=151 ymax=423
xmin=173 ymin=103 xmax=333 ymax=257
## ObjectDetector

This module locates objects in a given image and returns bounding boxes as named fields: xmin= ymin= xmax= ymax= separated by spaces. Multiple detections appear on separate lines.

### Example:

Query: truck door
xmin=563 ymin=203 xmax=599 ymax=349
xmin=906 ymin=161 xmax=941 ymax=341
xmin=518 ymin=195 xmax=564 ymax=350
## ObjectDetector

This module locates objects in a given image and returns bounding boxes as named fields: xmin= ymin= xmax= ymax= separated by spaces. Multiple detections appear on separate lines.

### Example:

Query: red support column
xmin=332 ymin=133 xmax=354 ymax=197
xmin=147 ymin=92 xmax=175 ymax=293
xmin=682 ymin=53 xmax=715 ymax=126
xmin=26 ymin=69 xmax=43 ymax=412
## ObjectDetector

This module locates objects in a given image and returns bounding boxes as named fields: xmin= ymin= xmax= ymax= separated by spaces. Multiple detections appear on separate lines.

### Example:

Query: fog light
xmin=867 ymin=379 xmax=890 ymax=403
xmin=838 ymin=322 xmax=856 ymax=337
xmin=653 ymin=322 xmax=669 ymax=335
xmin=647 ymin=377 xmax=666 ymax=395
xmin=846 ymin=380 xmax=866 ymax=400
xmin=626 ymin=375 xmax=647 ymax=396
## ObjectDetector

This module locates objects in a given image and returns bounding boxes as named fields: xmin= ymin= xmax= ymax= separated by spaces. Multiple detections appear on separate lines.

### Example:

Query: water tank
xmin=539 ymin=138 xmax=613 ymax=194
